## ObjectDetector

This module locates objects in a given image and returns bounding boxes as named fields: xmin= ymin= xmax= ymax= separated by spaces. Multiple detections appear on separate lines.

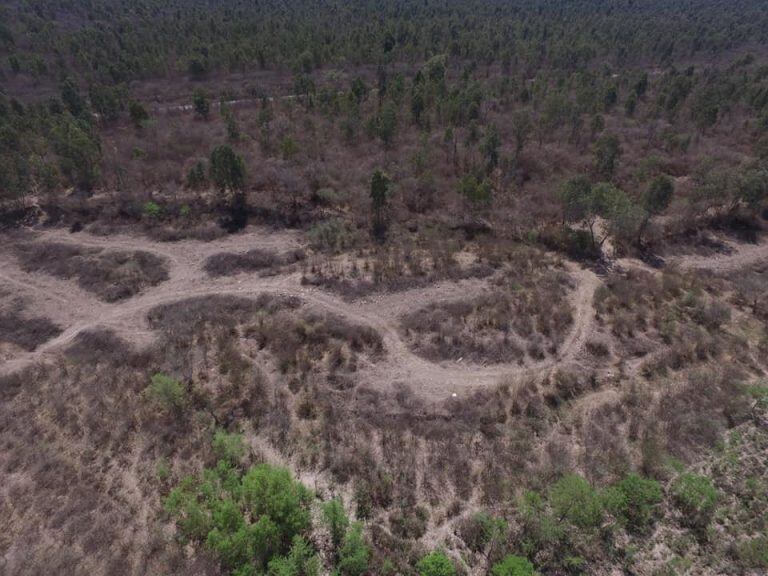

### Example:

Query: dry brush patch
xmin=203 ymin=247 xmax=305 ymax=277
xmin=14 ymin=241 xmax=170 ymax=302
xmin=400 ymin=248 xmax=574 ymax=364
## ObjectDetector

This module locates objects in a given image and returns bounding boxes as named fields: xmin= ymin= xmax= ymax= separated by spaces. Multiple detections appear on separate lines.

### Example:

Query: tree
xmin=212 ymin=429 xmax=246 ymax=465
xmin=322 ymin=498 xmax=349 ymax=553
xmin=459 ymin=172 xmax=493 ymax=208
xmin=267 ymin=536 xmax=320 ymax=576
xmin=50 ymin=115 xmax=101 ymax=191
xmin=593 ymin=133 xmax=622 ymax=179
xmin=187 ymin=161 xmax=208 ymax=189
xmin=370 ymin=168 xmax=390 ymax=238
xmin=144 ymin=373 xmax=186 ymax=415
xmin=129 ymin=100 xmax=149 ymax=128
xmin=417 ymin=551 xmax=455 ymax=576
xmin=350 ymin=77 xmax=368 ymax=105
xmin=61 ymin=77 xmax=86 ymax=117
xmin=601 ymin=473 xmax=662 ymax=531
xmin=643 ymin=175 xmax=675 ymax=216
xmin=193 ymin=89 xmax=210 ymax=120
xmin=336 ymin=523 xmax=370 ymax=576
xmin=512 ymin=110 xmax=533 ymax=157
xmin=548 ymin=474 xmax=603 ymax=530
xmin=209 ymin=145 xmax=245 ymax=191
xmin=491 ymin=555 xmax=535 ymax=576
xmin=481 ymin=124 xmax=500 ymax=171
xmin=375 ymin=102 xmax=398 ymax=148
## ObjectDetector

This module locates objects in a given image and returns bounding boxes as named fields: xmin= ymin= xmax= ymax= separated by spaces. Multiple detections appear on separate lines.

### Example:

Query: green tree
xmin=144 ymin=373 xmax=186 ymax=415
xmin=194 ymin=89 xmax=211 ymax=120
xmin=267 ymin=536 xmax=320 ymax=576
xmin=370 ymin=168 xmax=390 ymax=238
xmin=593 ymin=133 xmax=622 ymax=179
xmin=601 ymin=473 xmax=663 ymax=531
xmin=512 ymin=110 xmax=533 ymax=157
xmin=212 ymin=429 xmax=246 ymax=465
xmin=209 ymin=145 xmax=245 ymax=191
xmin=376 ymin=102 xmax=398 ymax=148
xmin=458 ymin=173 xmax=493 ymax=208
xmin=481 ymin=124 xmax=501 ymax=171
xmin=187 ymin=161 xmax=208 ymax=189
xmin=336 ymin=523 xmax=370 ymax=576
xmin=417 ymin=551 xmax=455 ymax=576
xmin=50 ymin=116 xmax=101 ymax=191
xmin=129 ymin=100 xmax=149 ymax=128
xmin=61 ymin=77 xmax=86 ymax=117
xmin=548 ymin=474 xmax=603 ymax=530
xmin=491 ymin=555 xmax=535 ymax=576
xmin=322 ymin=498 xmax=349 ymax=553
xmin=643 ymin=174 xmax=675 ymax=215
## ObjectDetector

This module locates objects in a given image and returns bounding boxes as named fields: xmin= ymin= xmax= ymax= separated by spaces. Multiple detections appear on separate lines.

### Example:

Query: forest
xmin=0 ymin=1 xmax=767 ymax=575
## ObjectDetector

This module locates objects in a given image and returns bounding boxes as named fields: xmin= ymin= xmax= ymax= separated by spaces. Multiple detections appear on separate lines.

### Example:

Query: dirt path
xmin=0 ymin=227 xmax=604 ymax=399
xmin=5 ymin=228 xmax=763 ymax=399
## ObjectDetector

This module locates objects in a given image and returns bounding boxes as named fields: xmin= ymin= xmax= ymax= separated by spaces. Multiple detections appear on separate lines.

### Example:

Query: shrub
xmin=144 ymin=373 xmax=186 ymax=414
xmin=307 ymin=218 xmax=355 ymax=252
xmin=417 ymin=551 xmax=455 ymax=576
xmin=211 ymin=429 xmax=246 ymax=465
xmin=165 ymin=462 xmax=313 ymax=573
xmin=735 ymin=536 xmax=768 ymax=569
xmin=322 ymin=497 xmax=349 ymax=552
xmin=491 ymin=555 xmax=535 ymax=576
xmin=143 ymin=200 xmax=163 ymax=218
xmin=548 ymin=474 xmax=603 ymax=530
xmin=267 ymin=536 xmax=320 ymax=576
xmin=457 ymin=511 xmax=508 ymax=553
xmin=336 ymin=523 xmax=370 ymax=576
xmin=601 ymin=473 xmax=662 ymax=531
xmin=671 ymin=473 xmax=718 ymax=529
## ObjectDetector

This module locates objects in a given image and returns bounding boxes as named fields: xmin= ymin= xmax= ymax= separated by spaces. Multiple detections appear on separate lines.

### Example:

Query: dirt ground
xmin=0 ymin=226 xmax=766 ymax=401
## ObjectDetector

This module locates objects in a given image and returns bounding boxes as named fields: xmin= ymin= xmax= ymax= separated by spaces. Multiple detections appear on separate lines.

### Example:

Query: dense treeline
xmin=2 ymin=0 xmax=768 ymax=86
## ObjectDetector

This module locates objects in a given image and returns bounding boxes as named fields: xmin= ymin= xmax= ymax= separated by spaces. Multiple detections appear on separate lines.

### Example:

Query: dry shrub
xmin=0 ymin=312 xmax=61 ymax=351
xmin=401 ymin=265 xmax=573 ymax=364
xmin=15 ymin=241 xmax=170 ymax=301
xmin=203 ymin=248 xmax=305 ymax=277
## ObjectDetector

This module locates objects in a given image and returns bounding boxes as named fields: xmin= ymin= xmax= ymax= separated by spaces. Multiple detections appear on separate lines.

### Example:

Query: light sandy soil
xmin=1 ymin=227 xmax=766 ymax=402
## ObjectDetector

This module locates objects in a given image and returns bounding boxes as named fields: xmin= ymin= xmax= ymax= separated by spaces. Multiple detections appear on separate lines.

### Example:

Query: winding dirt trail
xmin=3 ymin=227 xmax=766 ymax=399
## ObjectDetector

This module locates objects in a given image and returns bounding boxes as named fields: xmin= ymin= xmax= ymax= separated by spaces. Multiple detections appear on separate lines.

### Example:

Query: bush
xmin=144 ymin=373 xmax=186 ymax=414
xmin=211 ymin=429 xmax=246 ymax=464
xmin=491 ymin=555 xmax=535 ymax=576
xmin=165 ymin=462 xmax=313 ymax=573
xmin=548 ymin=474 xmax=603 ymax=530
xmin=417 ymin=551 xmax=455 ymax=576
xmin=336 ymin=523 xmax=370 ymax=576
xmin=601 ymin=473 xmax=662 ymax=531
xmin=307 ymin=218 xmax=356 ymax=252
xmin=671 ymin=473 xmax=718 ymax=529
xmin=321 ymin=498 xmax=349 ymax=552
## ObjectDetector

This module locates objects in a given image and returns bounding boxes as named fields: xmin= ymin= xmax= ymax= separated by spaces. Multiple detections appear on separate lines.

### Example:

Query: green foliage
xmin=307 ymin=218 xmax=355 ymax=252
xmin=671 ymin=473 xmax=718 ymax=528
xmin=374 ymin=101 xmax=398 ymax=148
xmin=267 ymin=536 xmax=320 ymax=576
xmin=370 ymin=168 xmax=391 ymax=237
xmin=165 ymin=462 xmax=312 ymax=574
xmin=129 ymin=100 xmax=149 ymax=128
xmin=322 ymin=498 xmax=349 ymax=552
xmin=417 ymin=551 xmax=455 ymax=576
xmin=593 ymin=133 xmax=622 ymax=179
xmin=458 ymin=172 xmax=492 ymax=208
xmin=49 ymin=115 xmax=101 ymax=191
xmin=144 ymin=373 xmax=186 ymax=414
xmin=193 ymin=89 xmax=211 ymax=119
xmin=548 ymin=474 xmax=603 ymax=530
xmin=601 ymin=473 xmax=663 ymax=531
xmin=212 ymin=430 xmax=247 ymax=465
xmin=143 ymin=200 xmax=162 ymax=218
xmin=209 ymin=144 xmax=246 ymax=191
xmin=187 ymin=160 xmax=208 ymax=189
xmin=491 ymin=555 xmax=536 ymax=576
xmin=336 ymin=523 xmax=370 ymax=576
xmin=644 ymin=175 xmax=675 ymax=215
xmin=735 ymin=536 xmax=768 ymax=569
xmin=481 ymin=123 xmax=501 ymax=170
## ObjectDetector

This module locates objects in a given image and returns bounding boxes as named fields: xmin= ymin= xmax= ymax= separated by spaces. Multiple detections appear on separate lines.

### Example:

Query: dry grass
xmin=14 ymin=241 xmax=170 ymax=301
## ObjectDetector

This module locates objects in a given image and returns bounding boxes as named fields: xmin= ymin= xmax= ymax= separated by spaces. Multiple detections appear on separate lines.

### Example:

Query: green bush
xmin=602 ymin=473 xmax=663 ymax=531
xmin=735 ymin=536 xmax=768 ymax=569
xmin=165 ymin=462 xmax=313 ymax=574
xmin=322 ymin=498 xmax=349 ymax=552
xmin=548 ymin=474 xmax=603 ymax=530
xmin=212 ymin=429 xmax=247 ymax=465
xmin=143 ymin=200 xmax=162 ymax=218
xmin=417 ymin=551 xmax=455 ymax=576
xmin=336 ymin=522 xmax=370 ymax=576
xmin=671 ymin=473 xmax=718 ymax=528
xmin=307 ymin=218 xmax=355 ymax=252
xmin=491 ymin=555 xmax=535 ymax=576
xmin=144 ymin=373 xmax=186 ymax=414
